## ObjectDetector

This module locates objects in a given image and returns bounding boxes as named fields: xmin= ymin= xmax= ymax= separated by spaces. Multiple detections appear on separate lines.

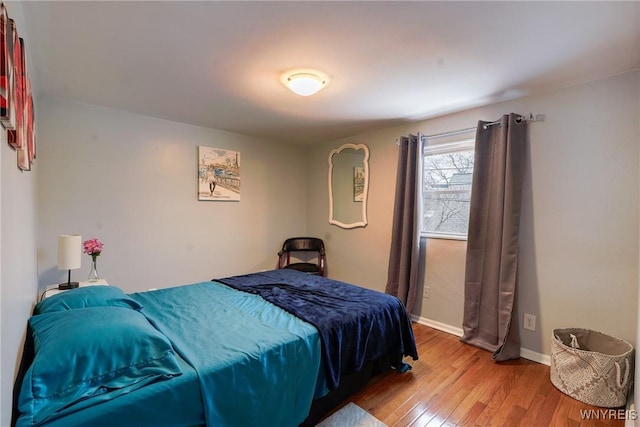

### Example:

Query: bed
xmin=13 ymin=269 xmax=418 ymax=427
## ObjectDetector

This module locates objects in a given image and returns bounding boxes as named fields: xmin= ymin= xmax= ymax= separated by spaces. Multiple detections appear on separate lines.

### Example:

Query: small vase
xmin=88 ymin=257 xmax=99 ymax=282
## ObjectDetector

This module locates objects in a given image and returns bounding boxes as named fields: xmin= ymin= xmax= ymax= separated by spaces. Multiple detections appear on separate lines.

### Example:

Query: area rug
xmin=316 ymin=402 xmax=387 ymax=427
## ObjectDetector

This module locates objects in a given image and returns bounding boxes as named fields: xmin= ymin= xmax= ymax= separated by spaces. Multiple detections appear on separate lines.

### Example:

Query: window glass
xmin=422 ymin=132 xmax=475 ymax=239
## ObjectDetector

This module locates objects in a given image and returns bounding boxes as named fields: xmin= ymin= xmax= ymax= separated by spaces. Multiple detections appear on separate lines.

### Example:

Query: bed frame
xmin=301 ymin=356 xmax=392 ymax=426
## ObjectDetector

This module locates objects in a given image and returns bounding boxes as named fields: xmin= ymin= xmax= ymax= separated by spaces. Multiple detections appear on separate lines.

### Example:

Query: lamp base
xmin=58 ymin=281 xmax=79 ymax=290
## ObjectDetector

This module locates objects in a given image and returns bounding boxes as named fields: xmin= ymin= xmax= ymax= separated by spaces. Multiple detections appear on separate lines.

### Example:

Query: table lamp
xmin=58 ymin=234 xmax=81 ymax=290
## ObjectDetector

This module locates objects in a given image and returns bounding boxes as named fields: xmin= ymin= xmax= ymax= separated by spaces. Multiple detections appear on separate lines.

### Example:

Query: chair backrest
xmin=281 ymin=237 xmax=325 ymax=254
xmin=278 ymin=237 xmax=326 ymax=276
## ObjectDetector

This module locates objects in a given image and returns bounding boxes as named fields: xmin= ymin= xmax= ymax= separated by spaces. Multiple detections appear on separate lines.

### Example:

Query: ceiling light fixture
xmin=281 ymin=69 xmax=329 ymax=96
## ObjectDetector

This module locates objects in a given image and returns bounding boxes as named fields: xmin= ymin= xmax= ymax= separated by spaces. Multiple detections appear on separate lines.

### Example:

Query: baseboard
xmin=411 ymin=315 xmax=551 ymax=366
xmin=520 ymin=347 xmax=551 ymax=366
xmin=412 ymin=315 xmax=463 ymax=337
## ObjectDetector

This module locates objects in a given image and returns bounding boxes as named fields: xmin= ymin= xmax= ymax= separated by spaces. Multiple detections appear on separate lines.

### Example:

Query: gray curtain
xmin=461 ymin=114 xmax=526 ymax=361
xmin=385 ymin=134 xmax=423 ymax=314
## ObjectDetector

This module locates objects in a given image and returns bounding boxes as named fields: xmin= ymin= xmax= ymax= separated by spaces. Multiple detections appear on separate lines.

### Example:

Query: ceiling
xmin=20 ymin=1 xmax=640 ymax=144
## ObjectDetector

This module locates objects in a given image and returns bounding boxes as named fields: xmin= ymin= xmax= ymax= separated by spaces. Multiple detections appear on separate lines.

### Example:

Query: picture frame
xmin=198 ymin=146 xmax=241 ymax=201
xmin=19 ymin=77 xmax=34 ymax=169
xmin=0 ymin=5 xmax=34 ymax=171
xmin=26 ymin=81 xmax=35 ymax=164
xmin=13 ymin=36 xmax=27 ymax=171
xmin=0 ymin=3 xmax=13 ymax=129
xmin=354 ymin=166 xmax=364 ymax=202
xmin=7 ymin=30 xmax=23 ymax=151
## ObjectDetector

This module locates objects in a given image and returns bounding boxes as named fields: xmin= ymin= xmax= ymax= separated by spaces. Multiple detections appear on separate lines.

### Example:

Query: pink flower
xmin=83 ymin=238 xmax=103 ymax=257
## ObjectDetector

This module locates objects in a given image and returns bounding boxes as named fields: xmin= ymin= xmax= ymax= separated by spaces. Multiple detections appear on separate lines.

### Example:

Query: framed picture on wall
xmin=0 ymin=6 xmax=35 ymax=171
xmin=16 ymin=39 xmax=32 ymax=171
xmin=7 ymin=30 xmax=23 ymax=151
xmin=26 ymin=81 xmax=35 ymax=164
xmin=354 ymin=166 xmax=364 ymax=202
xmin=0 ymin=3 xmax=13 ymax=129
xmin=14 ymin=36 xmax=28 ymax=170
xmin=20 ymin=76 xmax=34 ymax=168
xmin=197 ymin=146 xmax=241 ymax=201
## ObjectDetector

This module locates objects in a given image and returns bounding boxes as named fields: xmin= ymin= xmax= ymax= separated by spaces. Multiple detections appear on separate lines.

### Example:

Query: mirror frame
xmin=328 ymin=143 xmax=370 ymax=229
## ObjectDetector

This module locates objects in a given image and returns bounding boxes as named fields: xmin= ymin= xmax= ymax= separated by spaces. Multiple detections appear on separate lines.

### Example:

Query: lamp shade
xmin=58 ymin=234 xmax=81 ymax=270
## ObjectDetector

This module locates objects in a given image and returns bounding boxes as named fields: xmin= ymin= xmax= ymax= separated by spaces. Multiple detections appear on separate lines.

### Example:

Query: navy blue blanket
xmin=217 ymin=269 xmax=418 ymax=390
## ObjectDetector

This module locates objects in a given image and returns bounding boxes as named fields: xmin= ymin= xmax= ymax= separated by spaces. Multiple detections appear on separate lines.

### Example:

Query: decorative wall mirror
xmin=328 ymin=143 xmax=369 ymax=229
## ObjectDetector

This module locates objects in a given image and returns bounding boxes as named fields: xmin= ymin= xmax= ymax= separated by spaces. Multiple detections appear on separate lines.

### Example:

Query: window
xmin=421 ymin=130 xmax=475 ymax=240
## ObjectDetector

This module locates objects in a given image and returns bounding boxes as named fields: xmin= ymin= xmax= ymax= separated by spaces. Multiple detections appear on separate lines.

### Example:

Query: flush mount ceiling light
xmin=281 ymin=69 xmax=329 ymax=96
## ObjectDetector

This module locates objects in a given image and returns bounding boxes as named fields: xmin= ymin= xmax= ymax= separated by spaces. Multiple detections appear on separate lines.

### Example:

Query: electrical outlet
xmin=523 ymin=313 xmax=536 ymax=331
xmin=424 ymin=286 xmax=431 ymax=299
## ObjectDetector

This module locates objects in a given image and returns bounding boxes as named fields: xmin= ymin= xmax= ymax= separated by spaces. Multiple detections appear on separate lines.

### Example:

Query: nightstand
xmin=40 ymin=279 xmax=109 ymax=300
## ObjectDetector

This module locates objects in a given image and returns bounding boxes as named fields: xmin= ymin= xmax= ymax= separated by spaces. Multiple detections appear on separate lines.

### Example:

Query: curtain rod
xmin=426 ymin=113 xmax=543 ymax=138
xmin=396 ymin=113 xmax=545 ymax=145
xmin=395 ymin=127 xmax=476 ymax=145
xmin=425 ymin=127 xmax=476 ymax=140
xmin=482 ymin=113 xmax=544 ymax=129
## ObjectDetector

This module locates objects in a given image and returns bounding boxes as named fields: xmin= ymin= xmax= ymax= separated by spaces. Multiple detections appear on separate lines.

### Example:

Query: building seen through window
xmin=422 ymin=131 xmax=475 ymax=240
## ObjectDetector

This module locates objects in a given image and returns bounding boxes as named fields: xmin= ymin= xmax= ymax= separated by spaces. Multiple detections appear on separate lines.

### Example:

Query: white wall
xmin=1 ymin=2 xmax=39 ymax=425
xmin=309 ymin=71 xmax=639 ymax=357
xmin=1 ymin=140 xmax=37 ymax=427
xmin=36 ymin=98 xmax=309 ymax=293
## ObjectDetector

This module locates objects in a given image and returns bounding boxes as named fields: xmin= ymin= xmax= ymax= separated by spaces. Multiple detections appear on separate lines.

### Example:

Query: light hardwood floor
xmin=340 ymin=323 xmax=625 ymax=426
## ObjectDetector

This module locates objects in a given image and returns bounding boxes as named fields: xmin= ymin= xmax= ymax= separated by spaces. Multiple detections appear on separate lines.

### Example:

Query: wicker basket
xmin=550 ymin=328 xmax=633 ymax=408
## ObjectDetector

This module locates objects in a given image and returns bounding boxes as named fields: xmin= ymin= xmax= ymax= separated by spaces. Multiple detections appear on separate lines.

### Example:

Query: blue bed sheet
xmin=22 ymin=354 xmax=205 ymax=427
xmin=131 ymin=281 xmax=323 ymax=427
xmin=218 ymin=269 xmax=419 ymax=390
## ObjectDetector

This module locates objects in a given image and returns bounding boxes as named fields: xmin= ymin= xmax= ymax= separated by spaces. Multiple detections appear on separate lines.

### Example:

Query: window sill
xmin=421 ymin=232 xmax=468 ymax=241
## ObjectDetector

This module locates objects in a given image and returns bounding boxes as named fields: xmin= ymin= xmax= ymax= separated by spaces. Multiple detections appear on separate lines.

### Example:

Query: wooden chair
xmin=277 ymin=237 xmax=326 ymax=276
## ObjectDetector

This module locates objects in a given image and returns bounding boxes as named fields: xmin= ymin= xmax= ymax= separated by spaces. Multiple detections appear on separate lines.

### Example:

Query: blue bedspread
xmin=131 ymin=281 xmax=323 ymax=427
xmin=218 ymin=269 xmax=418 ymax=390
